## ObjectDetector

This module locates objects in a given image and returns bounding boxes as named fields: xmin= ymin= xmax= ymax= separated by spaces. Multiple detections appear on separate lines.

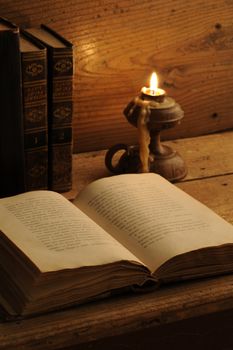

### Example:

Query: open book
xmin=1 ymin=173 xmax=233 ymax=318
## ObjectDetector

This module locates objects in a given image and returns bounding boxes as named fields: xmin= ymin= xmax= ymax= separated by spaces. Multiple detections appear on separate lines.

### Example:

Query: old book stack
xmin=0 ymin=18 xmax=74 ymax=197
xmin=25 ymin=25 xmax=74 ymax=192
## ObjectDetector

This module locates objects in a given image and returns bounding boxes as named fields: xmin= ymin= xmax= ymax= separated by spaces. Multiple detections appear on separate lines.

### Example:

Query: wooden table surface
xmin=1 ymin=131 xmax=233 ymax=350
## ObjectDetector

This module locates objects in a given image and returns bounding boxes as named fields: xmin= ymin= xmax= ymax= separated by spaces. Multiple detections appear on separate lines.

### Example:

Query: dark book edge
xmin=19 ymin=30 xmax=49 ymax=190
xmin=0 ymin=18 xmax=25 ymax=197
xmin=0 ymin=16 xmax=18 ymax=30
xmin=40 ymin=24 xmax=73 ymax=48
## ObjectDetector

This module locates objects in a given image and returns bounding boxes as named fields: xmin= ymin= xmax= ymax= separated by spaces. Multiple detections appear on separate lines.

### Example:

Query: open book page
xmin=75 ymin=173 xmax=233 ymax=272
xmin=0 ymin=191 xmax=142 ymax=272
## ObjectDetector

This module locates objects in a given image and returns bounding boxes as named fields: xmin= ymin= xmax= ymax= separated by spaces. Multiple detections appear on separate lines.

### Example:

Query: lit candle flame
xmin=150 ymin=72 xmax=158 ymax=94
xmin=141 ymin=71 xmax=165 ymax=98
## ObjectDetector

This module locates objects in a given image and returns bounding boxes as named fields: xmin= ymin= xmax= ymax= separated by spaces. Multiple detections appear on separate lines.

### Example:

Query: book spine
xmin=0 ymin=29 xmax=25 ymax=197
xmin=49 ymin=48 xmax=73 ymax=192
xmin=21 ymin=50 xmax=48 ymax=191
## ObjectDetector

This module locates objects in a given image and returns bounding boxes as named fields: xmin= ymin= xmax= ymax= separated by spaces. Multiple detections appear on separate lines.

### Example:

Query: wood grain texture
xmin=178 ymin=175 xmax=233 ymax=225
xmin=1 ymin=0 xmax=233 ymax=151
xmin=64 ymin=130 xmax=233 ymax=199
xmin=1 ymin=274 xmax=233 ymax=349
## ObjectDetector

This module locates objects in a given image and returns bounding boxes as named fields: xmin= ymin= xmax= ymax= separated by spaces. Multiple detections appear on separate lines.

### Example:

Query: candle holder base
xmin=105 ymin=143 xmax=187 ymax=182
xmin=149 ymin=145 xmax=187 ymax=181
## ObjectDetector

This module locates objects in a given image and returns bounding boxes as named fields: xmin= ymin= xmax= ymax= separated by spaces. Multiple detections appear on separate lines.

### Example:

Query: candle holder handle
xmin=105 ymin=143 xmax=140 ymax=174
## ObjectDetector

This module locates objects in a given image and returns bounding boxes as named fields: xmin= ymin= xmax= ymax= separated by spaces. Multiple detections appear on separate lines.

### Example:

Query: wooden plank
xmin=2 ymin=274 xmax=233 ymax=349
xmin=169 ymin=131 xmax=233 ymax=180
xmin=177 ymin=175 xmax=233 ymax=225
xmin=64 ymin=131 xmax=233 ymax=199
xmin=1 ymin=0 xmax=233 ymax=151
xmin=62 ymin=310 xmax=233 ymax=350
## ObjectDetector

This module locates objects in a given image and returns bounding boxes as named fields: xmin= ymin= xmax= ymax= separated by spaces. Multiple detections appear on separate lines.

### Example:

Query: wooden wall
xmin=1 ymin=0 xmax=233 ymax=152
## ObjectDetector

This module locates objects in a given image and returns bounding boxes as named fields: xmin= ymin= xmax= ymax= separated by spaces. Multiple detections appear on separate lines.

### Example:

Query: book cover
xmin=25 ymin=25 xmax=74 ymax=192
xmin=0 ymin=17 xmax=25 ymax=198
xmin=20 ymin=31 xmax=48 ymax=191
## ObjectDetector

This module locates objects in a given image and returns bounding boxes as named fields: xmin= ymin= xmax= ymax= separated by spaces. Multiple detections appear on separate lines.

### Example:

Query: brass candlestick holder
xmin=105 ymin=74 xmax=187 ymax=182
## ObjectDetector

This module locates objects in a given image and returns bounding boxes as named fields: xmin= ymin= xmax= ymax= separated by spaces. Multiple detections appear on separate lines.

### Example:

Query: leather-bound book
xmin=20 ymin=31 xmax=48 ymax=191
xmin=25 ymin=25 xmax=74 ymax=192
xmin=0 ymin=17 xmax=25 ymax=198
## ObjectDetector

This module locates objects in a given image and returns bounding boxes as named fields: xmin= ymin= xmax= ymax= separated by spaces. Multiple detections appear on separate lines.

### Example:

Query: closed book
xmin=19 ymin=31 xmax=48 ymax=191
xmin=25 ymin=25 xmax=74 ymax=192
xmin=0 ymin=17 xmax=25 ymax=198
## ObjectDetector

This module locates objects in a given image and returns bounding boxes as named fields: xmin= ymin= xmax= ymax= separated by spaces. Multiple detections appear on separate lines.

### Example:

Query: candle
xmin=134 ymin=97 xmax=151 ymax=173
xmin=141 ymin=72 xmax=165 ymax=102
xmin=136 ymin=72 xmax=165 ymax=172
